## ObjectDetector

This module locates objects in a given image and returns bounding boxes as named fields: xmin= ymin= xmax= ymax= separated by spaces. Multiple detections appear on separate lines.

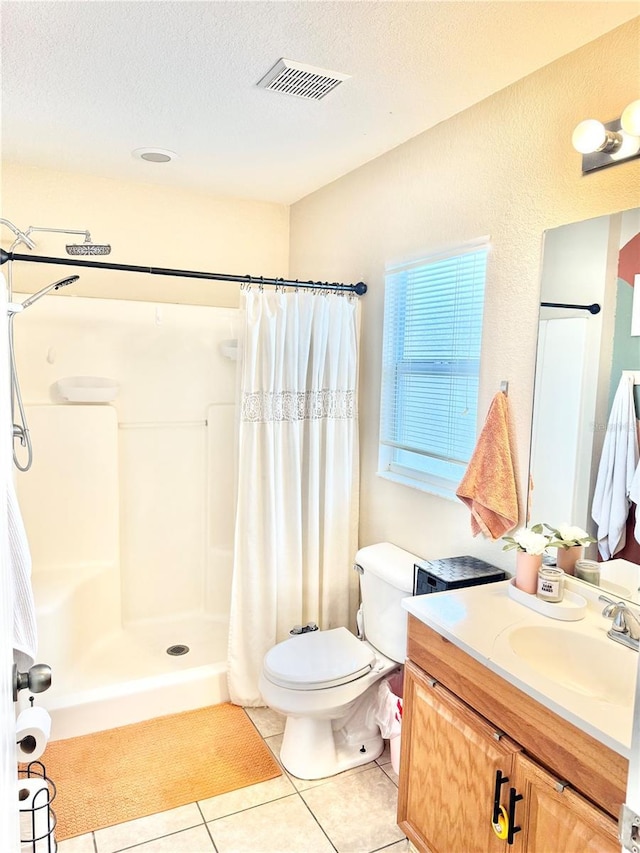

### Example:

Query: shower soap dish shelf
xmin=219 ymin=339 xmax=239 ymax=360
xmin=53 ymin=376 xmax=119 ymax=403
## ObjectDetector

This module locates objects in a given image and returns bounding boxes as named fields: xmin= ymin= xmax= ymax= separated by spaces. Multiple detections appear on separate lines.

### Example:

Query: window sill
xmin=376 ymin=470 xmax=460 ymax=503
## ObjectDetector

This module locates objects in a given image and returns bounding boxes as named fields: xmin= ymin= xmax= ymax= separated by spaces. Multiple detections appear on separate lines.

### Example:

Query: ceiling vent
xmin=257 ymin=58 xmax=350 ymax=101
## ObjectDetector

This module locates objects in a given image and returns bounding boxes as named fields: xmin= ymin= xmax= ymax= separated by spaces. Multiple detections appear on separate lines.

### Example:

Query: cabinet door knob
xmin=492 ymin=769 xmax=509 ymax=825
xmin=507 ymin=787 xmax=523 ymax=845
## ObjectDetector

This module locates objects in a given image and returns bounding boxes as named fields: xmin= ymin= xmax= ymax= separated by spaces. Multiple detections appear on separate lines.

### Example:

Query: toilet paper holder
xmin=18 ymin=760 xmax=57 ymax=853
xmin=13 ymin=663 xmax=52 ymax=702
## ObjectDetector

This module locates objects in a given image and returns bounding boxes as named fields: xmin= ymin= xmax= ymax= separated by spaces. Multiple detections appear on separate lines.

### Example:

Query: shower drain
xmin=166 ymin=644 xmax=190 ymax=656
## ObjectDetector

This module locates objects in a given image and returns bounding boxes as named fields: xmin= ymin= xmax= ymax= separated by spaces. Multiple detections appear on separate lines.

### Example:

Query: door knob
xmin=13 ymin=663 xmax=52 ymax=701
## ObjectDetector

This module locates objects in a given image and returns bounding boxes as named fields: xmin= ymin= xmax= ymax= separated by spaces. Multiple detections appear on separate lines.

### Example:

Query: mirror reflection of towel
xmin=593 ymin=374 xmax=639 ymax=559
xmin=629 ymin=460 xmax=640 ymax=547
xmin=456 ymin=391 xmax=519 ymax=539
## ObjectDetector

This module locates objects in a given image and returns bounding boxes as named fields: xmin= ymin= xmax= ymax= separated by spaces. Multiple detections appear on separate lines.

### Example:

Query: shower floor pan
xmin=38 ymin=614 xmax=230 ymax=740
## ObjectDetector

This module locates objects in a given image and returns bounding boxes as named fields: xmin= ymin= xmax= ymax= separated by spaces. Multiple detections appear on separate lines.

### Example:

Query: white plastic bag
xmin=374 ymin=671 xmax=403 ymax=739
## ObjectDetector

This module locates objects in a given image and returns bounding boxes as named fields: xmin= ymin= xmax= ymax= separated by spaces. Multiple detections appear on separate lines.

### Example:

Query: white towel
xmin=8 ymin=474 xmax=37 ymax=670
xmin=592 ymin=374 xmax=639 ymax=560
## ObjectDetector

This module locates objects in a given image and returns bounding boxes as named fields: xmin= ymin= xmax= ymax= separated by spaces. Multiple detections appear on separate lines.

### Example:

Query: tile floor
xmin=56 ymin=707 xmax=409 ymax=853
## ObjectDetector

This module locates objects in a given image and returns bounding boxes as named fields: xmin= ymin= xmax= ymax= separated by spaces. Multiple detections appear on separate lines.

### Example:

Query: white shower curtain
xmin=228 ymin=288 xmax=360 ymax=706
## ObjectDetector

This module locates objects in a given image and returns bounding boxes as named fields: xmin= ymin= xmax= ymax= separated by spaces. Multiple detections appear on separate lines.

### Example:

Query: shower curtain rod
xmin=0 ymin=248 xmax=368 ymax=295
xmin=541 ymin=300 xmax=601 ymax=314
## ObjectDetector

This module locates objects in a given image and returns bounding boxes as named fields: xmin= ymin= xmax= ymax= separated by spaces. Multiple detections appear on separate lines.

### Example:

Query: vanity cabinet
xmin=512 ymin=753 xmax=619 ymax=852
xmin=398 ymin=616 xmax=625 ymax=853
xmin=399 ymin=664 xmax=520 ymax=852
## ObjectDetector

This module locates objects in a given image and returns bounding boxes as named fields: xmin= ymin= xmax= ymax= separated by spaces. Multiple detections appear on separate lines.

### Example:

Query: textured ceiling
xmin=1 ymin=1 xmax=638 ymax=204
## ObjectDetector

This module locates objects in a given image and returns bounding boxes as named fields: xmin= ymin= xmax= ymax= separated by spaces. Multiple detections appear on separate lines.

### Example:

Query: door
xmin=623 ymin=648 xmax=640 ymax=851
xmin=511 ymin=753 xmax=619 ymax=853
xmin=398 ymin=660 xmax=521 ymax=853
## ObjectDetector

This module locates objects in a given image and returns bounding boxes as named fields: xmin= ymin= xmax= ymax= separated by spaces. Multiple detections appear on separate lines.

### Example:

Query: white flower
xmin=543 ymin=522 xmax=595 ymax=549
xmin=514 ymin=528 xmax=548 ymax=555
xmin=555 ymin=523 xmax=589 ymax=543
xmin=502 ymin=526 xmax=549 ymax=555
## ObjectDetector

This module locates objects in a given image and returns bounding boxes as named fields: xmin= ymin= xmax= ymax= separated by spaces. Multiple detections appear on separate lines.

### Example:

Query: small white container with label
xmin=536 ymin=567 xmax=565 ymax=602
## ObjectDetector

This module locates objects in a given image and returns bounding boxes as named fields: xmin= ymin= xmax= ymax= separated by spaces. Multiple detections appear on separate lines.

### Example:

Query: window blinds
xmin=380 ymin=243 xmax=488 ymax=482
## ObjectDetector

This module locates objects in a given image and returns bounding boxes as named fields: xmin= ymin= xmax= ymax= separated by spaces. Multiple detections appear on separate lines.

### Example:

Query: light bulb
xmin=572 ymin=119 xmax=607 ymax=154
xmin=621 ymin=99 xmax=640 ymax=136
xmin=610 ymin=130 xmax=640 ymax=161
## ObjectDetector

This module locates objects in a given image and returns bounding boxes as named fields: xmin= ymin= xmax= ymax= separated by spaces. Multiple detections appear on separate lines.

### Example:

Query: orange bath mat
xmin=34 ymin=703 xmax=281 ymax=840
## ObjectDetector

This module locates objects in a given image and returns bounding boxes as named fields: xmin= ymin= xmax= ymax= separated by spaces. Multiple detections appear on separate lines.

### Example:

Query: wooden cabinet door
xmin=511 ymin=753 xmax=620 ymax=853
xmin=398 ymin=660 xmax=521 ymax=853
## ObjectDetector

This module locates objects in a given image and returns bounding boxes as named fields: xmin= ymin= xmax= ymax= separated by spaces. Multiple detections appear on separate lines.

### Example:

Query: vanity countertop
xmin=402 ymin=579 xmax=637 ymax=758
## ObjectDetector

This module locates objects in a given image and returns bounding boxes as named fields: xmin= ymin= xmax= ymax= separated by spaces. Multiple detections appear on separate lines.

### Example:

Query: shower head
xmin=20 ymin=275 xmax=80 ymax=309
xmin=66 ymin=234 xmax=111 ymax=256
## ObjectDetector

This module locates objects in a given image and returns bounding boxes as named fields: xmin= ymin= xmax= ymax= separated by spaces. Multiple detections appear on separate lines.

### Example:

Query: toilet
xmin=259 ymin=542 xmax=417 ymax=780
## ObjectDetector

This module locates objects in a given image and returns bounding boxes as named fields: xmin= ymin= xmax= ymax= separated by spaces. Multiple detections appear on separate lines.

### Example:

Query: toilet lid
xmin=263 ymin=627 xmax=376 ymax=690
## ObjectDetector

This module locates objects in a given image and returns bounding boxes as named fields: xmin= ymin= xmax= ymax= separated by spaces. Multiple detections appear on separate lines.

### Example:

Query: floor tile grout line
xmin=296 ymin=763 xmax=404 ymax=853
xmin=107 ymin=822 xmax=210 ymax=853
xmin=371 ymin=840 xmax=409 ymax=852
xmin=203 ymin=815 xmax=218 ymax=853
xmin=295 ymin=787 xmax=339 ymax=853
xmin=197 ymin=800 xmax=220 ymax=853
xmin=97 ymin=814 xmax=204 ymax=853
xmin=203 ymin=789 xmax=303 ymax=825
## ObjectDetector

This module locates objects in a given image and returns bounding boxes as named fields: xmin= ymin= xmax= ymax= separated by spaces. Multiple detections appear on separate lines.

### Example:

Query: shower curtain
xmin=228 ymin=287 xmax=360 ymax=706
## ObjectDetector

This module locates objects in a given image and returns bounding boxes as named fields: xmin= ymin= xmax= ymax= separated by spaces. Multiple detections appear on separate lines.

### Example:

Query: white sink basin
xmin=506 ymin=625 xmax=635 ymax=706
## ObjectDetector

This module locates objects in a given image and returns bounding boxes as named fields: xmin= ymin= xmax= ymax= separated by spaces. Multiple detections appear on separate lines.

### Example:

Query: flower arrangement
xmin=501 ymin=524 xmax=549 ymax=556
xmin=544 ymin=523 xmax=595 ymax=550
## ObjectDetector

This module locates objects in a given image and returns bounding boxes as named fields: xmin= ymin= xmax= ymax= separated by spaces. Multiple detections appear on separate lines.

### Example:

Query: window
xmin=378 ymin=241 xmax=488 ymax=497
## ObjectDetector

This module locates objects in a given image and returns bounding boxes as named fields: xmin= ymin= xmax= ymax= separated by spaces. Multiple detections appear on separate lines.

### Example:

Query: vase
xmin=515 ymin=552 xmax=542 ymax=594
xmin=555 ymin=545 xmax=583 ymax=575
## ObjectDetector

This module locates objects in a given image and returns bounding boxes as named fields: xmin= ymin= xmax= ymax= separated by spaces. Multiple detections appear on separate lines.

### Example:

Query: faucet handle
xmin=598 ymin=594 xmax=623 ymax=606
xmin=599 ymin=595 xmax=628 ymax=618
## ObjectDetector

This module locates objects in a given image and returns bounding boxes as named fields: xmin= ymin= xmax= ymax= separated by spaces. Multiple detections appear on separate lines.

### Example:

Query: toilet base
xmin=279 ymin=714 xmax=384 ymax=780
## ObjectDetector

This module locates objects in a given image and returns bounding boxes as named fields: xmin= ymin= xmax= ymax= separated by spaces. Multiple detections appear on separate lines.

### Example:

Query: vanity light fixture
xmin=572 ymin=99 xmax=640 ymax=173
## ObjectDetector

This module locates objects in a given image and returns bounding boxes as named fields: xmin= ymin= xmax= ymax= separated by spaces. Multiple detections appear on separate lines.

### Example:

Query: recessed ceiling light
xmin=132 ymin=147 xmax=178 ymax=163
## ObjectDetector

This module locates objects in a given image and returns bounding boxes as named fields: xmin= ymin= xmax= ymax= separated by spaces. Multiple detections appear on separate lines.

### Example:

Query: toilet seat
xmin=263 ymin=627 xmax=376 ymax=690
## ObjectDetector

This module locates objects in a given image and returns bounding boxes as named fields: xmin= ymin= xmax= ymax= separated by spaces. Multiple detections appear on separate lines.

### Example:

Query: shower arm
xmin=22 ymin=226 xmax=91 ymax=242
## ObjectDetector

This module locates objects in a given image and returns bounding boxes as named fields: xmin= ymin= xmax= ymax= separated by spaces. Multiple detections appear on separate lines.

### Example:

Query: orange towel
xmin=456 ymin=391 xmax=519 ymax=539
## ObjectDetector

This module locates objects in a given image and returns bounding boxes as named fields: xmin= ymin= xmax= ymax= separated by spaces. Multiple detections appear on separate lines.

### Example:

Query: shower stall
xmin=3 ymin=221 xmax=366 ymax=740
xmin=11 ymin=291 xmax=239 ymax=739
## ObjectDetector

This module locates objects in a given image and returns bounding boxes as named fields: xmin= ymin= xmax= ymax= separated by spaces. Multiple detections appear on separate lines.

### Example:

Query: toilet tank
xmin=356 ymin=542 xmax=418 ymax=663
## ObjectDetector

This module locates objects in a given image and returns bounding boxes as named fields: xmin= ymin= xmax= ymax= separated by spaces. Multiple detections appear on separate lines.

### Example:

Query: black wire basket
xmin=17 ymin=761 xmax=57 ymax=853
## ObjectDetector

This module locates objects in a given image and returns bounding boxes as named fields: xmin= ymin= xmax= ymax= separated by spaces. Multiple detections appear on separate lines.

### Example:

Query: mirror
xmin=529 ymin=207 xmax=640 ymax=604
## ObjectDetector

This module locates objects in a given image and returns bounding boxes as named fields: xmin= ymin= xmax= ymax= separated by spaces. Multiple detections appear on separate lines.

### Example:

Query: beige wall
xmin=3 ymin=21 xmax=639 ymax=571
xmin=289 ymin=19 xmax=640 ymax=570
xmin=1 ymin=163 xmax=290 ymax=308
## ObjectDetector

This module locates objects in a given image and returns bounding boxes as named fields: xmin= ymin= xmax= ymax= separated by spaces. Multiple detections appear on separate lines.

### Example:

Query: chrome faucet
xmin=599 ymin=595 xmax=640 ymax=651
